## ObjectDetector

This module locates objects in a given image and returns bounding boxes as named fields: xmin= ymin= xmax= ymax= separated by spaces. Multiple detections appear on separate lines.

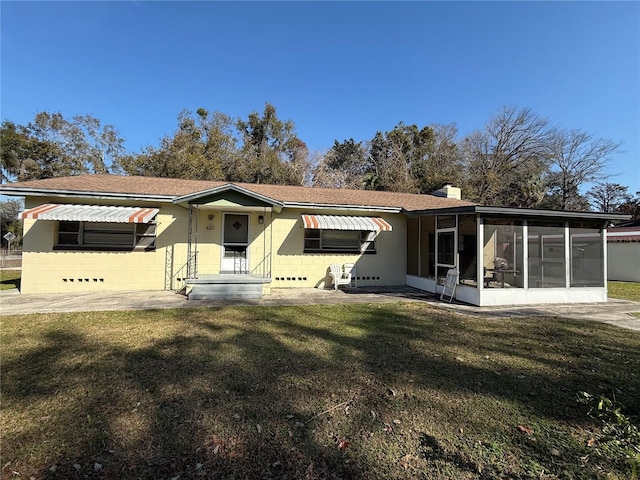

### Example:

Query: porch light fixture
xmin=258 ymin=215 xmax=265 ymax=224
xmin=208 ymin=214 xmax=214 ymax=221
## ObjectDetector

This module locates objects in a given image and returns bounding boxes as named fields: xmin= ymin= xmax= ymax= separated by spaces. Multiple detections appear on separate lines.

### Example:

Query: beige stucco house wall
xmin=268 ymin=208 xmax=405 ymax=289
xmin=20 ymin=197 xmax=181 ymax=294
xmin=19 ymin=194 xmax=407 ymax=294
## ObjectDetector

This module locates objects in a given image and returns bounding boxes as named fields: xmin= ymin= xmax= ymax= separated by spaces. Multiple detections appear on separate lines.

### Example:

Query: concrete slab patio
xmin=1 ymin=285 xmax=639 ymax=331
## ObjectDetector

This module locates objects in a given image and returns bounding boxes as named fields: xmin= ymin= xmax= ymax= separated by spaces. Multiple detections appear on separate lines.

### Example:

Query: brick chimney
xmin=432 ymin=184 xmax=461 ymax=200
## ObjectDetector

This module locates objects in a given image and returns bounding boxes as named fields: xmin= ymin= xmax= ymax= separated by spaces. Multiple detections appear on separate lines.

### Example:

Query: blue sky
xmin=2 ymin=1 xmax=639 ymax=194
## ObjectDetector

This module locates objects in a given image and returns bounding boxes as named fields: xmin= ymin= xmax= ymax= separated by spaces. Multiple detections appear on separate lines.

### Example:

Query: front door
xmin=221 ymin=213 xmax=249 ymax=273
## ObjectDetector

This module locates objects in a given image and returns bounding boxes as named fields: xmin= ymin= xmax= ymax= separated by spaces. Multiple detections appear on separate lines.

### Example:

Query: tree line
xmin=1 ymin=104 xmax=638 ymax=218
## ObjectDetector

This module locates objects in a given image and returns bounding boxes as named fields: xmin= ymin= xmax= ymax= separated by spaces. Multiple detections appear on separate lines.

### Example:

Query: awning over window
xmin=20 ymin=204 xmax=159 ymax=223
xmin=302 ymin=214 xmax=392 ymax=231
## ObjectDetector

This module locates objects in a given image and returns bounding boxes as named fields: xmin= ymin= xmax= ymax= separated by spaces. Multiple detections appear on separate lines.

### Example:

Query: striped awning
xmin=20 ymin=204 xmax=159 ymax=223
xmin=302 ymin=214 xmax=392 ymax=231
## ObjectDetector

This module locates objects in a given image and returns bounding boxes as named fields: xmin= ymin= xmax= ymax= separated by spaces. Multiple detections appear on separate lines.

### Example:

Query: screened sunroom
xmin=405 ymin=206 xmax=627 ymax=306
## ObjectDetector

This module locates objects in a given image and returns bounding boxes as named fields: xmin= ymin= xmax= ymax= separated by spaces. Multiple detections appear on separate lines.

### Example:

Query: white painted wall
xmin=477 ymin=287 xmax=607 ymax=306
xmin=406 ymin=275 xmax=607 ymax=306
xmin=608 ymin=243 xmax=640 ymax=282
xmin=406 ymin=275 xmax=481 ymax=305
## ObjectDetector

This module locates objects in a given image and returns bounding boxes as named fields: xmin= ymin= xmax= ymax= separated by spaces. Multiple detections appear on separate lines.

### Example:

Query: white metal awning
xmin=302 ymin=214 xmax=392 ymax=231
xmin=20 ymin=204 xmax=159 ymax=223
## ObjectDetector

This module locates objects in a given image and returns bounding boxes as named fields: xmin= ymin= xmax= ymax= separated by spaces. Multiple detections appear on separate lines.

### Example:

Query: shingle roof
xmin=0 ymin=174 xmax=475 ymax=212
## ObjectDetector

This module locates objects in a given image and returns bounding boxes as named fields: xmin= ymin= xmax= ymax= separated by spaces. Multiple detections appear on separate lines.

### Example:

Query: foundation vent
xmin=63 ymin=278 xmax=105 ymax=283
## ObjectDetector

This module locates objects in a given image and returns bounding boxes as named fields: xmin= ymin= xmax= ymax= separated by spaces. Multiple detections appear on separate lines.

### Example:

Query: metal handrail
xmin=173 ymin=251 xmax=198 ymax=292
xmin=251 ymin=252 xmax=272 ymax=279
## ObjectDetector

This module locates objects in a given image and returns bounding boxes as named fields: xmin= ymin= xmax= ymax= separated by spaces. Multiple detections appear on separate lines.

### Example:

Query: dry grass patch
xmin=0 ymin=270 xmax=20 ymax=290
xmin=1 ymin=303 xmax=639 ymax=479
xmin=608 ymin=281 xmax=640 ymax=302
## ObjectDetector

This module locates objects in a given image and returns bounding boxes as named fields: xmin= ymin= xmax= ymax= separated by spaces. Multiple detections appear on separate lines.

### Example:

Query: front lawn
xmin=0 ymin=269 xmax=20 ymax=290
xmin=1 ymin=304 xmax=639 ymax=479
xmin=608 ymin=281 xmax=640 ymax=302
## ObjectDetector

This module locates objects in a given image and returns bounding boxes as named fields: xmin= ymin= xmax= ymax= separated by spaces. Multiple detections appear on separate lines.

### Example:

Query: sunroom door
xmin=221 ymin=213 xmax=249 ymax=273
xmin=435 ymin=215 xmax=457 ymax=282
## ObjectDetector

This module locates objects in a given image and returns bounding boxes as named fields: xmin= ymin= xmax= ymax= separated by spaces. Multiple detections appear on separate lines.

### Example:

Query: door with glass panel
xmin=435 ymin=215 xmax=457 ymax=282
xmin=221 ymin=213 xmax=249 ymax=273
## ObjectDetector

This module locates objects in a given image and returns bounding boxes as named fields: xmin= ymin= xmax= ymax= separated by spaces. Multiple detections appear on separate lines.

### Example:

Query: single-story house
xmin=0 ymin=175 xmax=629 ymax=305
xmin=607 ymin=219 xmax=640 ymax=282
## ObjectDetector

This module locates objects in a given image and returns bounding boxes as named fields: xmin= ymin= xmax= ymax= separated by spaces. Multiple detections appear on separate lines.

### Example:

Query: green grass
xmin=0 ymin=269 xmax=20 ymax=290
xmin=2 ymin=304 xmax=639 ymax=479
xmin=608 ymin=281 xmax=640 ymax=302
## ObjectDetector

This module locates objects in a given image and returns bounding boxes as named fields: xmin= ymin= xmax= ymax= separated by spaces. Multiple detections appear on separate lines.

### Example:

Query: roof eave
xmin=406 ymin=205 xmax=632 ymax=221
xmin=0 ymin=186 xmax=175 ymax=202
xmin=475 ymin=206 xmax=631 ymax=221
xmin=405 ymin=205 xmax=477 ymax=215
xmin=283 ymin=202 xmax=402 ymax=213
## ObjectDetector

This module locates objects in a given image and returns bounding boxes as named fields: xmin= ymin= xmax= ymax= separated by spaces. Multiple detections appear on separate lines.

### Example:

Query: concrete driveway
xmin=1 ymin=286 xmax=639 ymax=331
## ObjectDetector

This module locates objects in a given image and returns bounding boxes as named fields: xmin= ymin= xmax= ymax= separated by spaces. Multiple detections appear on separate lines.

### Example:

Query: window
xmin=304 ymin=229 xmax=376 ymax=254
xmin=458 ymin=215 xmax=478 ymax=287
xmin=483 ymin=218 xmax=524 ymax=289
xmin=528 ymin=221 xmax=565 ymax=288
xmin=58 ymin=221 xmax=81 ymax=246
xmin=134 ymin=223 xmax=157 ymax=249
xmin=55 ymin=221 xmax=156 ymax=251
xmin=569 ymin=223 xmax=604 ymax=287
xmin=435 ymin=214 xmax=457 ymax=284
xmin=437 ymin=231 xmax=455 ymax=265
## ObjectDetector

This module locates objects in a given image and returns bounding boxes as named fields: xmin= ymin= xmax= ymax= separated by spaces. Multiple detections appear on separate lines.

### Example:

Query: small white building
xmin=607 ymin=220 xmax=640 ymax=283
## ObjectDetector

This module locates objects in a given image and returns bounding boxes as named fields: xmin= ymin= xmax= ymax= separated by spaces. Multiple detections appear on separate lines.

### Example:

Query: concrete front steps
xmin=185 ymin=274 xmax=271 ymax=300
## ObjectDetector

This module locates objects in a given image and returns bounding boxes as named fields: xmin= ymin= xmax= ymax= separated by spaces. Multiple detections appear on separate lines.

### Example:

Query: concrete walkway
xmin=434 ymin=297 xmax=640 ymax=331
xmin=1 ymin=286 xmax=639 ymax=331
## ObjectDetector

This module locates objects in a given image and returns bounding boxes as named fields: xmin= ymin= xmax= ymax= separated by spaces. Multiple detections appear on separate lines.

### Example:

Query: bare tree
xmin=617 ymin=191 xmax=640 ymax=219
xmin=312 ymin=162 xmax=352 ymax=189
xmin=546 ymin=129 xmax=621 ymax=210
xmin=586 ymin=182 xmax=631 ymax=213
xmin=419 ymin=123 xmax=463 ymax=193
xmin=374 ymin=135 xmax=419 ymax=193
xmin=461 ymin=106 xmax=551 ymax=207
xmin=285 ymin=138 xmax=313 ymax=186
